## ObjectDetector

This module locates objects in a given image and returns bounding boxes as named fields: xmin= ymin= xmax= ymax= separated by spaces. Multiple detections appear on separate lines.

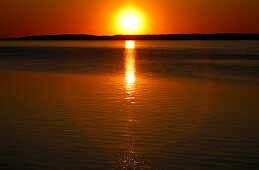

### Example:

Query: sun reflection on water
xmin=125 ymin=40 xmax=135 ymax=49
xmin=125 ymin=41 xmax=136 ymax=92
xmin=113 ymin=41 xmax=147 ymax=169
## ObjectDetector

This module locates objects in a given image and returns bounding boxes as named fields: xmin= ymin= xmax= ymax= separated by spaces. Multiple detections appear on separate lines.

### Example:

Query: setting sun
xmin=116 ymin=8 xmax=145 ymax=35
xmin=122 ymin=15 xmax=138 ymax=31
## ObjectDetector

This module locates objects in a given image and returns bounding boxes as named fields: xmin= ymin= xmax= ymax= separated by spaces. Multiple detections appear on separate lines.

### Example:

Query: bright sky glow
xmin=116 ymin=9 xmax=145 ymax=35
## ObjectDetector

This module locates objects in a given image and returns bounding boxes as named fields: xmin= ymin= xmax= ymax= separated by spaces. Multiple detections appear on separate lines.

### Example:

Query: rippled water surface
xmin=0 ymin=40 xmax=259 ymax=169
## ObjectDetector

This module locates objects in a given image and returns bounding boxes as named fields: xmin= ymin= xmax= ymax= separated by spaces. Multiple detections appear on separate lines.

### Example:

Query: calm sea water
xmin=0 ymin=40 xmax=259 ymax=169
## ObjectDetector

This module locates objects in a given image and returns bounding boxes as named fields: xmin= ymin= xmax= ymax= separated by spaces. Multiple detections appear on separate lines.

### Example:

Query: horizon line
xmin=1 ymin=33 xmax=259 ymax=40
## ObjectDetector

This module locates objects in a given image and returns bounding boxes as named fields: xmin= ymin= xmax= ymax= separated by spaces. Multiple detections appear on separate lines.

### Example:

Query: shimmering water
xmin=0 ymin=40 xmax=259 ymax=169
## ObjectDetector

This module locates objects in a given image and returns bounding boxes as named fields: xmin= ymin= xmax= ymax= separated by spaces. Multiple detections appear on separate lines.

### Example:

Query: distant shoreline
xmin=1 ymin=34 xmax=259 ymax=40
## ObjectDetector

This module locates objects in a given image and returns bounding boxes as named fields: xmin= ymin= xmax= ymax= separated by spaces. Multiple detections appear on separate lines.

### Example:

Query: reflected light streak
xmin=114 ymin=41 xmax=147 ymax=169
xmin=125 ymin=41 xmax=135 ymax=49
xmin=113 ymin=40 xmax=144 ymax=169
xmin=125 ymin=41 xmax=136 ymax=92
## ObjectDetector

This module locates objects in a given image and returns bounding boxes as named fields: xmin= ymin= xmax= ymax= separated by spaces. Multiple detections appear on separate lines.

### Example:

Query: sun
xmin=122 ymin=15 xmax=138 ymax=31
xmin=116 ymin=8 xmax=145 ymax=35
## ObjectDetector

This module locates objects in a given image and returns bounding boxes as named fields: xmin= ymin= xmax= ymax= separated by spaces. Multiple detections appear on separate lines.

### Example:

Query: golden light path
xmin=125 ymin=41 xmax=136 ymax=92
xmin=113 ymin=40 xmax=139 ymax=169
xmin=114 ymin=40 xmax=146 ymax=169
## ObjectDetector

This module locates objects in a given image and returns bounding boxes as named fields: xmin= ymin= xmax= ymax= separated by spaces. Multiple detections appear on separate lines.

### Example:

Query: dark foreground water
xmin=0 ymin=40 xmax=259 ymax=169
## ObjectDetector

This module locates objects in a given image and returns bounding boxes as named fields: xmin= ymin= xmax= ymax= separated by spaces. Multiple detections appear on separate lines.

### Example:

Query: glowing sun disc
xmin=116 ymin=8 xmax=145 ymax=35
xmin=123 ymin=15 xmax=138 ymax=30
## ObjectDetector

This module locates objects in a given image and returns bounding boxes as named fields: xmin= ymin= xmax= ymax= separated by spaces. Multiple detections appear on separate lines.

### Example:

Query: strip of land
xmin=2 ymin=34 xmax=259 ymax=40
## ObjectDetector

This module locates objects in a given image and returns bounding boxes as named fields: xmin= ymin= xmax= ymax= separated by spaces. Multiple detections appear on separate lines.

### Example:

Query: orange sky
xmin=0 ymin=0 xmax=258 ymax=38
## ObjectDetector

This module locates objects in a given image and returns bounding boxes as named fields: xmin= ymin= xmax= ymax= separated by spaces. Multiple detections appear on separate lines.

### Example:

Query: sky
xmin=0 ymin=0 xmax=258 ymax=38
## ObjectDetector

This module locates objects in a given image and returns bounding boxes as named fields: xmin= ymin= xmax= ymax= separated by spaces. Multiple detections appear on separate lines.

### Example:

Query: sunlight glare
xmin=125 ymin=41 xmax=136 ymax=90
xmin=117 ymin=8 xmax=145 ymax=35
xmin=123 ymin=15 xmax=138 ymax=31
xmin=125 ymin=41 xmax=135 ymax=49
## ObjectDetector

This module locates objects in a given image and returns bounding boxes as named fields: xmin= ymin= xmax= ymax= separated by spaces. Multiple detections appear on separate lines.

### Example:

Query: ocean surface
xmin=0 ymin=40 xmax=258 ymax=169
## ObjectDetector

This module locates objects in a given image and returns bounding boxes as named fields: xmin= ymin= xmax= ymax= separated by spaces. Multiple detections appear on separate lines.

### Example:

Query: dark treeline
xmin=3 ymin=34 xmax=259 ymax=40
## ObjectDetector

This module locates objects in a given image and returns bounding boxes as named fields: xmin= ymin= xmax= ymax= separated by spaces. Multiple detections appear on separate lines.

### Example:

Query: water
xmin=0 ymin=40 xmax=258 ymax=169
